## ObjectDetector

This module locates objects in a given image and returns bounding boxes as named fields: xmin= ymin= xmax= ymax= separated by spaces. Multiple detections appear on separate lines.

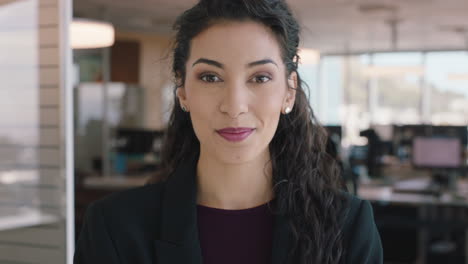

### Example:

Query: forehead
xmin=188 ymin=21 xmax=283 ymax=66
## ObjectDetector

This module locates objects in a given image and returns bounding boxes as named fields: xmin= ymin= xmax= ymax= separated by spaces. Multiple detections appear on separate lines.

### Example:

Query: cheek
xmin=256 ymin=86 xmax=284 ymax=115
xmin=254 ymin=88 xmax=284 ymax=132
xmin=186 ymin=86 xmax=219 ymax=140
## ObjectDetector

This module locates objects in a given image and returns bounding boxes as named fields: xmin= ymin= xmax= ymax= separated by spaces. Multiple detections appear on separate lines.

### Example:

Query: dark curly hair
xmin=146 ymin=0 xmax=348 ymax=263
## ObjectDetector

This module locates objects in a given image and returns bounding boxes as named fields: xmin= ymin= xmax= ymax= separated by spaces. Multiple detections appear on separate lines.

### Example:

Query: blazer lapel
xmin=153 ymin=156 xmax=293 ymax=264
xmin=271 ymin=212 xmax=292 ymax=264
xmin=154 ymin=156 xmax=203 ymax=264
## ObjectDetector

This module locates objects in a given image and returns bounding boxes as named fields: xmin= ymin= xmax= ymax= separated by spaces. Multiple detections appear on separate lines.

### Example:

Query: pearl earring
xmin=284 ymin=106 xmax=291 ymax=114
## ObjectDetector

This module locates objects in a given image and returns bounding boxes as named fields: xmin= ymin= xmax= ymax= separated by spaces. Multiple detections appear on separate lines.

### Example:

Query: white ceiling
xmin=73 ymin=0 xmax=468 ymax=54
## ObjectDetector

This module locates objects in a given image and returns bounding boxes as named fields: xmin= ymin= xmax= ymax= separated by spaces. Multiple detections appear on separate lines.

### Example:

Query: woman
xmin=74 ymin=0 xmax=383 ymax=263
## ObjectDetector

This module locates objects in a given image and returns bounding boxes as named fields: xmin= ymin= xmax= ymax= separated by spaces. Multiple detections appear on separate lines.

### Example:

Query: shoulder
xmin=340 ymin=192 xmax=383 ymax=263
xmin=92 ymin=181 xmax=166 ymax=211
xmin=341 ymin=192 xmax=373 ymax=228
xmin=74 ymin=182 xmax=168 ymax=262
xmin=87 ymin=181 xmax=167 ymax=230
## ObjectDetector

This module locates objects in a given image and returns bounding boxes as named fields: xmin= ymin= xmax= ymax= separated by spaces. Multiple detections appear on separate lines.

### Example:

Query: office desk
xmin=358 ymin=177 xmax=468 ymax=264
xmin=359 ymin=178 xmax=468 ymax=207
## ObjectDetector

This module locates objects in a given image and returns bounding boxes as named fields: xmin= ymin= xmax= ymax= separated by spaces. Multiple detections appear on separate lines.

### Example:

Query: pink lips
xmin=216 ymin=127 xmax=255 ymax=142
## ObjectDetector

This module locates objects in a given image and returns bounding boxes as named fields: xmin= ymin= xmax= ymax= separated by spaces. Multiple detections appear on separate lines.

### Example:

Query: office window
xmin=0 ymin=0 xmax=73 ymax=263
xmin=319 ymin=56 xmax=344 ymax=125
xmin=370 ymin=52 xmax=424 ymax=125
xmin=298 ymin=63 xmax=319 ymax=114
xmin=323 ymin=52 xmax=425 ymax=145
xmin=342 ymin=54 xmax=372 ymax=145
xmin=425 ymin=52 xmax=468 ymax=125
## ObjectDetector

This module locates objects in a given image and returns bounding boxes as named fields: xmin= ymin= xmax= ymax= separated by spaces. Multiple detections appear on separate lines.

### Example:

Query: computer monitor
xmin=412 ymin=137 xmax=462 ymax=169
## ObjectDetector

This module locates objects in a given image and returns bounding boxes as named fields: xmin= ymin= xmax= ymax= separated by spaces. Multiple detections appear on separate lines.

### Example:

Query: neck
xmin=196 ymin=149 xmax=273 ymax=210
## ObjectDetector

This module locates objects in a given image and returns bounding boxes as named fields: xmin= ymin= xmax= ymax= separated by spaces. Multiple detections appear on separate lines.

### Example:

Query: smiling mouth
xmin=216 ymin=127 xmax=255 ymax=142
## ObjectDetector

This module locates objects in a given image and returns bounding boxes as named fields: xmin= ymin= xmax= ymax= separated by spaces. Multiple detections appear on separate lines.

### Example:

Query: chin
xmin=215 ymin=147 xmax=267 ymax=165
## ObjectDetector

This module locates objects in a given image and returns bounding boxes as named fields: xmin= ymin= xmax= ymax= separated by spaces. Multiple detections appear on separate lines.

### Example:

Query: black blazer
xmin=74 ymin=158 xmax=383 ymax=264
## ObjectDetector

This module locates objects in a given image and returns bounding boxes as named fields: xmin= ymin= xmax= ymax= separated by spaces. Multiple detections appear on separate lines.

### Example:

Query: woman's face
xmin=177 ymin=21 xmax=296 ymax=164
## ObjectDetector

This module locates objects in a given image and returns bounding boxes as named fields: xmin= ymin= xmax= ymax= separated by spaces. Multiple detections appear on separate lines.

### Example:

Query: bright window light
xmin=363 ymin=65 xmax=425 ymax=77
xmin=447 ymin=73 xmax=468 ymax=80
xmin=298 ymin=48 xmax=320 ymax=65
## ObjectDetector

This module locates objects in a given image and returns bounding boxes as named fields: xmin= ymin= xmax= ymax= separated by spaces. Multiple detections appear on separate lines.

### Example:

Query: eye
xmin=200 ymin=73 xmax=222 ymax=83
xmin=251 ymin=75 xmax=271 ymax=84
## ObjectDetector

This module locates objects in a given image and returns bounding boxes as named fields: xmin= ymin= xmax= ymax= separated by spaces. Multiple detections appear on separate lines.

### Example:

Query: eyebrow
xmin=247 ymin=59 xmax=278 ymax=68
xmin=191 ymin=58 xmax=278 ymax=69
xmin=192 ymin=58 xmax=224 ymax=69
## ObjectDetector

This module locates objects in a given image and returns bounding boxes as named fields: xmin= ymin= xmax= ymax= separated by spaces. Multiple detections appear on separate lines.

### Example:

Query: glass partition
xmin=0 ymin=0 xmax=73 ymax=263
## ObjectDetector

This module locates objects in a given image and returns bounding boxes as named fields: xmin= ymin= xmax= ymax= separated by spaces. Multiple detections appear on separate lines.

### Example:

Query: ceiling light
xmin=70 ymin=19 xmax=115 ymax=49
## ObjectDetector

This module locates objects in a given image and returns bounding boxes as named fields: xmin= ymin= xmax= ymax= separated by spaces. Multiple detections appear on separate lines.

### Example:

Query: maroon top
xmin=196 ymin=201 xmax=275 ymax=264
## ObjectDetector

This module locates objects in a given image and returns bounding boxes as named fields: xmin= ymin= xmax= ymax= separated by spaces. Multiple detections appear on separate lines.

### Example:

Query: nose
xmin=219 ymin=80 xmax=249 ymax=119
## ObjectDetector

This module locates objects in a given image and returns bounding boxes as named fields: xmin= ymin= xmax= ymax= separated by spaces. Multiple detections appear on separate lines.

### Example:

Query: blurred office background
xmin=1 ymin=0 xmax=468 ymax=263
